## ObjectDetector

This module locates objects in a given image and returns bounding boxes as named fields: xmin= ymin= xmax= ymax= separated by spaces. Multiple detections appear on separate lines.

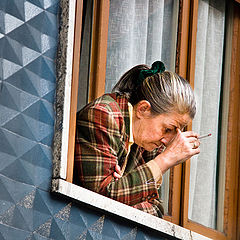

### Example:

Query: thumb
xmin=177 ymin=128 xmax=182 ymax=135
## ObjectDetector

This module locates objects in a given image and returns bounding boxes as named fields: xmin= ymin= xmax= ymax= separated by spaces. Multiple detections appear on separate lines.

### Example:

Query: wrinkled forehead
xmin=163 ymin=112 xmax=191 ymax=129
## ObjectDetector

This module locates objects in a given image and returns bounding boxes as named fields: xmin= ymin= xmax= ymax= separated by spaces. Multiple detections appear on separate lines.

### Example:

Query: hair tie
xmin=138 ymin=61 xmax=165 ymax=84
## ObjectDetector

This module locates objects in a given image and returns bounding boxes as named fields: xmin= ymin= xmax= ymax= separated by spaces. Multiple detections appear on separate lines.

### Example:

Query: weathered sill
xmin=52 ymin=179 xmax=211 ymax=240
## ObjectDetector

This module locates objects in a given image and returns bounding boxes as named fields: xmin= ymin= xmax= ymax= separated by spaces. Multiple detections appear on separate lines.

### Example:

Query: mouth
xmin=143 ymin=143 xmax=164 ymax=151
xmin=150 ymin=142 xmax=163 ymax=150
xmin=155 ymin=142 xmax=165 ymax=148
xmin=152 ymin=143 xmax=159 ymax=148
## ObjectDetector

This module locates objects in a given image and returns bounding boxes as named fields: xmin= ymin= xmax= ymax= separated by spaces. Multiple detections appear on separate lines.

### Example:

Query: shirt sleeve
xmin=146 ymin=160 xmax=163 ymax=187
xmin=74 ymin=104 xmax=161 ymax=207
xmin=132 ymin=199 xmax=164 ymax=217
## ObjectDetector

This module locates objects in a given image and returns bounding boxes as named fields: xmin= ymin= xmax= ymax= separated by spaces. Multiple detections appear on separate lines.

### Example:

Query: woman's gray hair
xmin=112 ymin=64 xmax=196 ymax=119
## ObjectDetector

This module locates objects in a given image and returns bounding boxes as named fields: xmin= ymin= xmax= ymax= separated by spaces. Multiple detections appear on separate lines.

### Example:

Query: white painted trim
xmin=60 ymin=0 xmax=77 ymax=179
xmin=55 ymin=179 xmax=211 ymax=240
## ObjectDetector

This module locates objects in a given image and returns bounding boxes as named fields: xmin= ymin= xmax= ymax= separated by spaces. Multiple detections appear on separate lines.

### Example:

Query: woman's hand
xmin=113 ymin=164 xmax=122 ymax=180
xmin=155 ymin=129 xmax=200 ymax=174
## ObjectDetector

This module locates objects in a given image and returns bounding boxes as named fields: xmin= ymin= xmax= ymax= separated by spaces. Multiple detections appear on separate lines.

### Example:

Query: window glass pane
xmin=105 ymin=0 xmax=179 ymax=93
xmin=77 ymin=0 xmax=93 ymax=111
xmin=105 ymin=0 xmax=179 ymax=215
xmin=188 ymin=0 xmax=226 ymax=229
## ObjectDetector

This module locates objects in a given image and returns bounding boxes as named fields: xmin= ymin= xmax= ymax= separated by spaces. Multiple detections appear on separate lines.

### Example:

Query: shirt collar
xmin=128 ymin=102 xmax=134 ymax=145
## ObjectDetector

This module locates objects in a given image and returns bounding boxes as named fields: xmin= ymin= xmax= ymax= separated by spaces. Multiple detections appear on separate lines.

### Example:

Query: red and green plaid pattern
xmin=74 ymin=93 xmax=164 ymax=217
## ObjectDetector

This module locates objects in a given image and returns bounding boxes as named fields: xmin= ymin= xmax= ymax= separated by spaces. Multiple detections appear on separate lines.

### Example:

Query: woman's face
xmin=133 ymin=101 xmax=191 ymax=151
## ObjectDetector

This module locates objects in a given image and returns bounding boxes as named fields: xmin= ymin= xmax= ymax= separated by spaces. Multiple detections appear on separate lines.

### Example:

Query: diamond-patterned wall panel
xmin=0 ymin=1 xmax=175 ymax=239
xmin=0 ymin=0 xmax=56 ymax=189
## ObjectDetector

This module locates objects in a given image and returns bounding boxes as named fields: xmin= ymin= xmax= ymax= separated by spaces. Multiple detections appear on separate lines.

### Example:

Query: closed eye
xmin=165 ymin=126 xmax=177 ymax=134
xmin=165 ymin=128 xmax=173 ymax=133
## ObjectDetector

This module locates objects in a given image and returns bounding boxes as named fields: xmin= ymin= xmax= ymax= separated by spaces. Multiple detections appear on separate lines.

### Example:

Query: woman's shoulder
xmin=82 ymin=93 xmax=128 ymax=113
xmin=77 ymin=93 xmax=129 ymax=119
xmin=77 ymin=93 xmax=129 ymax=133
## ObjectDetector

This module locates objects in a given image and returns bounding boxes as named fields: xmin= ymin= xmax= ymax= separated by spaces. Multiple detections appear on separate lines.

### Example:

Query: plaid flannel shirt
xmin=74 ymin=93 xmax=164 ymax=217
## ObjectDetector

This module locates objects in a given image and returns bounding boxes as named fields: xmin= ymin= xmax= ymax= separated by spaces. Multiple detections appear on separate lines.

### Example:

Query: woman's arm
xmin=74 ymin=105 xmax=160 ymax=207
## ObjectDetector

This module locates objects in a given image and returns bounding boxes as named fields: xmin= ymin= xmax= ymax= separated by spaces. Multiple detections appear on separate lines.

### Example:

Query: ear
xmin=135 ymin=100 xmax=152 ymax=119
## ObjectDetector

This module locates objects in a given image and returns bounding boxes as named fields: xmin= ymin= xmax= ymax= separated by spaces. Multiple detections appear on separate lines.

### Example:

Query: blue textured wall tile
xmin=2 ymin=83 xmax=39 ymax=112
xmin=68 ymin=204 xmax=90 ymax=239
xmin=30 ymin=233 xmax=51 ymax=240
xmin=0 ymin=175 xmax=36 ymax=232
xmin=49 ymin=218 xmax=69 ymax=240
xmin=21 ymin=144 xmax=52 ymax=169
xmin=9 ymin=25 xmax=42 ymax=52
xmin=0 ymin=129 xmax=17 ymax=156
xmin=0 ymin=128 xmax=36 ymax=158
xmin=0 ymin=174 xmax=35 ymax=205
xmin=6 ymin=69 xmax=40 ymax=97
xmin=1 ymin=37 xmax=23 ymax=66
xmin=11 ymin=205 xmax=33 ymax=231
xmin=28 ymin=12 xmax=58 ymax=38
xmin=25 ymin=57 xmax=56 ymax=82
xmin=0 ymin=11 xmax=4 ymax=34
xmin=3 ymin=0 xmax=25 ymax=22
xmin=1 ymin=159 xmax=35 ymax=185
xmin=40 ymin=134 xmax=54 ymax=147
xmin=0 ymin=84 xmax=20 ymax=111
xmin=0 ymin=152 xmax=16 ymax=172
xmin=0 ymin=180 xmax=15 ymax=215
xmin=25 ymin=0 xmax=44 ymax=9
xmin=3 ymin=114 xmax=37 ymax=141
xmin=70 ymin=203 xmax=104 ymax=230
xmin=102 ymin=217 xmax=135 ymax=239
xmin=46 ymin=3 xmax=59 ymax=15
xmin=35 ymin=189 xmax=70 ymax=217
xmin=43 ymin=46 xmax=57 ymax=59
xmin=23 ymin=100 xmax=54 ymax=125
xmin=0 ymin=224 xmax=30 ymax=240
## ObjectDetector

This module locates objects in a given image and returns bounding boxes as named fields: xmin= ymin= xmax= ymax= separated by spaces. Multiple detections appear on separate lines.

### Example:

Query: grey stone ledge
xmin=52 ymin=179 xmax=212 ymax=240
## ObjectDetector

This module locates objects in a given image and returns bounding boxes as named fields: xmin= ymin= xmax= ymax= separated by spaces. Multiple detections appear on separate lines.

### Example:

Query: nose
xmin=160 ymin=137 xmax=168 ymax=146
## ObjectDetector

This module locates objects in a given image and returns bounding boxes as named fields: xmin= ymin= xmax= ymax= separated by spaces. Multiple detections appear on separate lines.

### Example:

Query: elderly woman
xmin=74 ymin=61 xmax=200 ymax=218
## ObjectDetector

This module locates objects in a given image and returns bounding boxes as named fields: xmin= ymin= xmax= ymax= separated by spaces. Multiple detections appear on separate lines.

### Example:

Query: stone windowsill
xmin=52 ymin=179 xmax=211 ymax=240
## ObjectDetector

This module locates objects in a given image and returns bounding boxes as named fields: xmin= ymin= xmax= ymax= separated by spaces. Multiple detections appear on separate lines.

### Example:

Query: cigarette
xmin=198 ymin=133 xmax=212 ymax=139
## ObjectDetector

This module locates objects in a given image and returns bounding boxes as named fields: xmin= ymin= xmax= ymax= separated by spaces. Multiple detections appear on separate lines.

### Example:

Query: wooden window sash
xmin=66 ymin=0 xmax=110 ymax=182
xmin=181 ymin=1 xmax=240 ymax=239
xmin=163 ymin=0 xmax=198 ymax=225
xmin=225 ymin=2 xmax=240 ymax=238
xmin=164 ymin=0 xmax=195 ymax=225
xmin=66 ymin=0 xmax=84 ymax=182
xmin=88 ymin=0 xmax=110 ymax=102
xmin=181 ymin=0 xmax=199 ymax=227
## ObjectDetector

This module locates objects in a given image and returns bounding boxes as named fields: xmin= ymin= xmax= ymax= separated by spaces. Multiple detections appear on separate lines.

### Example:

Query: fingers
xmin=115 ymin=164 xmax=121 ymax=174
xmin=190 ymin=148 xmax=200 ymax=157
xmin=188 ymin=137 xmax=200 ymax=149
xmin=176 ymin=128 xmax=181 ymax=134
xmin=113 ymin=164 xmax=122 ymax=180
xmin=192 ymin=141 xmax=200 ymax=149
xmin=177 ymin=129 xmax=200 ymax=149
xmin=182 ymin=130 xmax=199 ymax=138
xmin=113 ymin=172 xmax=122 ymax=179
